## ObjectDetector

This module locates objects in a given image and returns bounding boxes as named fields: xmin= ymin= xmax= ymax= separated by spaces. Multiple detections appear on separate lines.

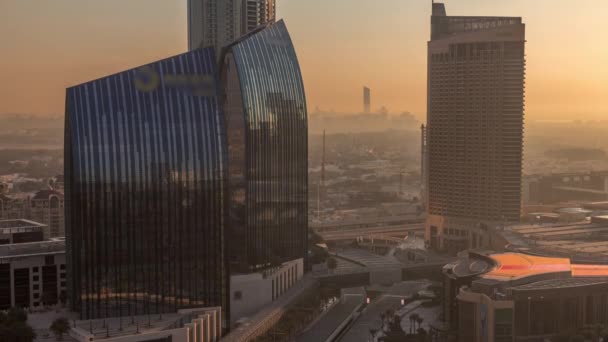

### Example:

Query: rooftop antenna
xmin=318 ymin=130 xmax=326 ymax=221
xmin=321 ymin=129 xmax=326 ymax=195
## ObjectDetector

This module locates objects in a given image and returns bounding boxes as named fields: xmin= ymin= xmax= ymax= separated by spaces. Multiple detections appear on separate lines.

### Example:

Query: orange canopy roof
xmin=572 ymin=264 xmax=608 ymax=277
xmin=484 ymin=253 xmax=570 ymax=280
xmin=483 ymin=253 xmax=608 ymax=281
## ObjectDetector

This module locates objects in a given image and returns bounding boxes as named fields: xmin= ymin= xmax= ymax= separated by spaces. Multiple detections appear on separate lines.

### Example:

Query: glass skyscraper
xmin=222 ymin=20 xmax=308 ymax=274
xmin=65 ymin=47 xmax=228 ymax=319
xmin=65 ymin=20 xmax=308 ymax=321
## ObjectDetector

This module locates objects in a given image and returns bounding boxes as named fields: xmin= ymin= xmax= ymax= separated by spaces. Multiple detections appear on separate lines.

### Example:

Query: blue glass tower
xmin=65 ymin=20 xmax=308 ymax=322
xmin=222 ymin=20 xmax=308 ymax=274
xmin=65 ymin=47 xmax=228 ymax=319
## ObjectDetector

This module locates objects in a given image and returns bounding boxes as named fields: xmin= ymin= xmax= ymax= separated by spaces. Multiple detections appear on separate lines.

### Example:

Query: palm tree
xmin=409 ymin=313 xmax=418 ymax=334
xmin=416 ymin=317 xmax=424 ymax=331
xmin=416 ymin=327 xmax=427 ymax=342
xmin=369 ymin=328 xmax=378 ymax=341
xmin=50 ymin=317 xmax=70 ymax=341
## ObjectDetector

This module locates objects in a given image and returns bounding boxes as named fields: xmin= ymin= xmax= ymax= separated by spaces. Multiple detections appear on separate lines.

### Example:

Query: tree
xmin=369 ymin=328 xmax=378 ymax=341
xmin=0 ymin=320 xmax=36 ymax=342
xmin=50 ymin=317 xmax=70 ymax=341
xmin=0 ymin=308 xmax=36 ymax=342
xmin=381 ymin=315 xmax=407 ymax=342
xmin=7 ymin=306 xmax=28 ymax=322
xmin=416 ymin=327 xmax=427 ymax=342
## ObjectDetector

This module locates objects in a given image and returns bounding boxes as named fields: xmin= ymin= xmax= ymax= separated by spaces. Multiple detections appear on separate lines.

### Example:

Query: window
xmin=61 ymin=281 xmax=66 ymax=287
xmin=60 ymin=264 xmax=65 ymax=270
xmin=32 ymin=267 xmax=39 ymax=273
xmin=60 ymin=273 xmax=66 ymax=279
xmin=33 ymin=293 xmax=39 ymax=299
xmin=233 ymin=291 xmax=242 ymax=301
xmin=44 ymin=256 xmax=54 ymax=265
xmin=33 ymin=276 xmax=39 ymax=282
xmin=33 ymin=284 xmax=39 ymax=290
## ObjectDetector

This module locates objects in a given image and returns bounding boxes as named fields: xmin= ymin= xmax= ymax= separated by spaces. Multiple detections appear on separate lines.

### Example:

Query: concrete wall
xmin=230 ymin=258 xmax=303 ymax=325
xmin=70 ymin=307 xmax=222 ymax=342
xmin=71 ymin=327 xmax=189 ymax=342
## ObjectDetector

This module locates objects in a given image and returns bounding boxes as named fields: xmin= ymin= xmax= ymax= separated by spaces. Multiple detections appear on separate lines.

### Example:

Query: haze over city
xmin=5 ymin=1 xmax=608 ymax=341
xmin=1 ymin=0 xmax=607 ymax=120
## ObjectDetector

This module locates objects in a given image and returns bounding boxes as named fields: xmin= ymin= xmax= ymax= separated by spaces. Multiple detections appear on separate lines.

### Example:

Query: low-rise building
xmin=0 ymin=219 xmax=45 ymax=244
xmin=504 ymin=216 xmax=608 ymax=261
xmin=230 ymin=258 xmax=304 ymax=326
xmin=0 ymin=194 xmax=29 ymax=220
xmin=444 ymin=252 xmax=608 ymax=341
xmin=524 ymin=171 xmax=608 ymax=205
xmin=0 ymin=235 xmax=66 ymax=310
xmin=0 ymin=190 xmax=65 ymax=238
xmin=29 ymin=189 xmax=64 ymax=238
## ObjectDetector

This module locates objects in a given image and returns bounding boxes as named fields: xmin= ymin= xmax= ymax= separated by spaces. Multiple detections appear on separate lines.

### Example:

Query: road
xmin=338 ymin=281 xmax=430 ymax=342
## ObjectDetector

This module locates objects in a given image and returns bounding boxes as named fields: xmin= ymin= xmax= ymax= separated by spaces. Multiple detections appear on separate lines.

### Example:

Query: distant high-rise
xmin=363 ymin=86 xmax=371 ymax=113
xmin=188 ymin=0 xmax=276 ymax=52
xmin=425 ymin=3 xmax=525 ymax=252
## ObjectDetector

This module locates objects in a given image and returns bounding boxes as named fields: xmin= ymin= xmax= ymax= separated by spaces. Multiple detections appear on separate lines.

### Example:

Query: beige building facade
xmin=426 ymin=3 xmax=526 ymax=252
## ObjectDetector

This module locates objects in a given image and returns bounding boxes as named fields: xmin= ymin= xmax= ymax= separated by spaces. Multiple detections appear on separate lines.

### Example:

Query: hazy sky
xmin=1 ymin=0 xmax=607 ymax=121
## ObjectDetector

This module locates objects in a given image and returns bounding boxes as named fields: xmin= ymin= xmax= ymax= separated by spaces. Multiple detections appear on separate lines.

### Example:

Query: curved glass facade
xmin=65 ymin=47 xmax=228 ymax=319
xmin=222 ymin=20 xmax=308 ymax=273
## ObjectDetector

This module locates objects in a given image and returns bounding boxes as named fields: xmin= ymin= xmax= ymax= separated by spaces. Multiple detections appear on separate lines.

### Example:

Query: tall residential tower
xmin=425 ymin=3 xmax=525 ymax=253
xmin=188 ymin=0 xmax=276 ymax=52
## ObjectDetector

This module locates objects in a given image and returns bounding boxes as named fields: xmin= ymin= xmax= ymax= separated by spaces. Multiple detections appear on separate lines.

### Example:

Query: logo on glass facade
xmin=134 ymin=66 xmax=215 ymax=97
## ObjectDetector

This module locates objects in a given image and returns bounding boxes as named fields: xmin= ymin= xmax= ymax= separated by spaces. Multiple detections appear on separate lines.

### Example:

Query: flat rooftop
xmin=72 ymin=308 xmax=220 ymax=340
xmin=0 ymin=239 xmax=65 ymax=259
xmin=74 ymin=312 xmax=186 ymax=340
xmin=0 ymin=219 xmax=46 ymax=232
xmin=505 ymin=219 xmax=608 ymax=258
xmin=512 ymin=277 xmax=608 ymax=291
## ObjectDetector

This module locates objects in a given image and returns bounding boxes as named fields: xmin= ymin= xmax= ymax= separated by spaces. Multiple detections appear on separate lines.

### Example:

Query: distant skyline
xmin=1 ymin=0 xmax=607 ymax=120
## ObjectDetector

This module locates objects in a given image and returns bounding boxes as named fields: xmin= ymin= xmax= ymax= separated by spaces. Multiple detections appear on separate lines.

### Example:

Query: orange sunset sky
xmin=0 ymin=0 xmax=607 ymax=121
